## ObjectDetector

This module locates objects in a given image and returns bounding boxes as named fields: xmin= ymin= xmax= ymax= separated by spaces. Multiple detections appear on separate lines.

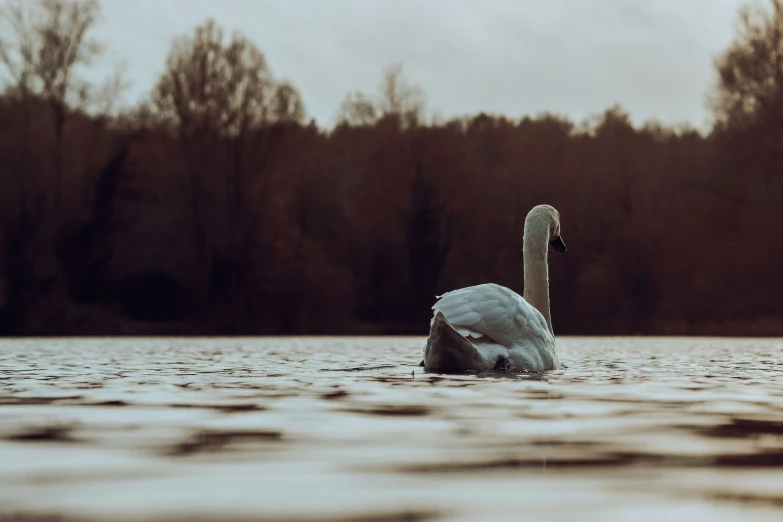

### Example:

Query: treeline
xmin=0 ymin=0 xmax=782 ymax=336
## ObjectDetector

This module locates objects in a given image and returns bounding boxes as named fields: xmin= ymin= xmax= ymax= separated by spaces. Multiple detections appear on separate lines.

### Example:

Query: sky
xmin=29 ymin=0 xmax=754 ymax=129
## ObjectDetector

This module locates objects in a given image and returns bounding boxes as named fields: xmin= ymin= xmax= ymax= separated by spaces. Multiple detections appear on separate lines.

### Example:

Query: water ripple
xmin=1 ymin=336 xmax=783 ymax=521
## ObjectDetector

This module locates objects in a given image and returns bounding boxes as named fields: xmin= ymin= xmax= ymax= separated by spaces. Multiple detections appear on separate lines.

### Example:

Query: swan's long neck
xmin=523 ymin=217 xmax=553 ymax=335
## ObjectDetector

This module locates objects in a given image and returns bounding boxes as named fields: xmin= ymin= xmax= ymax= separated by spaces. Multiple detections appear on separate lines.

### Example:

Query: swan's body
xmin=422 ymin=204 xmax=566 ymax=373
xmin=424 ymin=284 xmax=558 ymax=372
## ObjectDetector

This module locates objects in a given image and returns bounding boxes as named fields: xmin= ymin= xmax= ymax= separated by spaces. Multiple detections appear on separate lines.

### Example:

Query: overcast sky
xmin=80 ymin=0 xmax=747 ymax=128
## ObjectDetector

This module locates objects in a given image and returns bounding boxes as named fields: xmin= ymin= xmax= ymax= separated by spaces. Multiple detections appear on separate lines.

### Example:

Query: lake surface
xmin=1 ymin=336 xmax=783 ymax=521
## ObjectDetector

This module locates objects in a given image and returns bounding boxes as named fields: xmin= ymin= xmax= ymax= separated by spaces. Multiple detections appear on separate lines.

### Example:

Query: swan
xmin=421 ymin=204 xmax=567 ymax=373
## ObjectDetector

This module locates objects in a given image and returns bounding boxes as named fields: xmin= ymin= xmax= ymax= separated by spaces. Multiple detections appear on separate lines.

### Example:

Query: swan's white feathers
xmin=433 ymin=283 xmax=551 ymax=348
xmin=426 ymin=283 xmax=558 ymax=372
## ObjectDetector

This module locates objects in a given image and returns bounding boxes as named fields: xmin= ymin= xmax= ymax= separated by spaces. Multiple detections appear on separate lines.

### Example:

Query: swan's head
xmin=526 ymin=204 xmax=567 ymax=253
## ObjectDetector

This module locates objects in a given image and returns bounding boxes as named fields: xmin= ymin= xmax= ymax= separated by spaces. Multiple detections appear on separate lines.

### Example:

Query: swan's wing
xmin=432 ymin=283 xmax=552 ymax=348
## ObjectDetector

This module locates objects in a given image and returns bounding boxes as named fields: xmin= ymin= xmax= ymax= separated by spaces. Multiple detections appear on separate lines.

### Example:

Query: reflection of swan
xmin=422 ymin=205 xmax=567 ymax=372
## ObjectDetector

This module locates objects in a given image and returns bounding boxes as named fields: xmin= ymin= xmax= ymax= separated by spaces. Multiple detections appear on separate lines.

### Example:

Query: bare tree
xmin=272 ymin=81 xmax=305 ymax=123
xmin=337 ymin=63 xmax=426 ymax=128
xmin=378 ymin=62 xmax=426 ymax=127
xmin=338 ymin=91 xmax=378 ymax=126
xmin=0 ymin=1 xmax=38 ymax=94
xmin=0 ymin=0 xmax=107 ymax=220
xmin=711 ymin=0 xmax=783 ymax=128
xmin=153 ymin=18 xmax=273 ymax=138
xmin=152 ymin=18 xmax=282 ymax=311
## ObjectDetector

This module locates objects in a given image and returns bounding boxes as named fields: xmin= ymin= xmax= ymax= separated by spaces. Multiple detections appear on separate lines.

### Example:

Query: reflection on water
xmin=1 ymin=336 xmax=783 ymax=521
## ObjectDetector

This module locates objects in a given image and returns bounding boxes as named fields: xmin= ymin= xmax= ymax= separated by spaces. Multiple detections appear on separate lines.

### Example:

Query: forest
xmin=1 ymin=0 xmax=783 ymax=336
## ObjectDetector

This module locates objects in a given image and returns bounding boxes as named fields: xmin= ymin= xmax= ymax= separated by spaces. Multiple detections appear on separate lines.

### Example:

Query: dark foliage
xmin=0 ymin=0 xmax=782 ymax=336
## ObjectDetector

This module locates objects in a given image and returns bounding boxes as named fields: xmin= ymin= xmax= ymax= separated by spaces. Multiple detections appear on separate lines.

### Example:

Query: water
xmin=1 ymin=337 xmax=783 ymax=521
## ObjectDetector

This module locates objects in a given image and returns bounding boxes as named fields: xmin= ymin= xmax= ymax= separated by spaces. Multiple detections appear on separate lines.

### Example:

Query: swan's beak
xmin=550 ymin=236 xmax=567 ymax=253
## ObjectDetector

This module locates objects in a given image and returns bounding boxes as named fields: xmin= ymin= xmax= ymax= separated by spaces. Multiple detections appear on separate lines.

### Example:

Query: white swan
xmin=422 ymin=204 xmax=567 ymax=373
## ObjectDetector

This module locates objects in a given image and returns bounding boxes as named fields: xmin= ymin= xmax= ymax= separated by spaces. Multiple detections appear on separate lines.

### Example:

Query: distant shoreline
xmin=3 ymin=313 xmax=782 ymax=338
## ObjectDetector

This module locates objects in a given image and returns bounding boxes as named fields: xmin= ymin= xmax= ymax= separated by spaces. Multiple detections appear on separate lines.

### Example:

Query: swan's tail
xmin=423 ymin=312 xmax=485 ymax=372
